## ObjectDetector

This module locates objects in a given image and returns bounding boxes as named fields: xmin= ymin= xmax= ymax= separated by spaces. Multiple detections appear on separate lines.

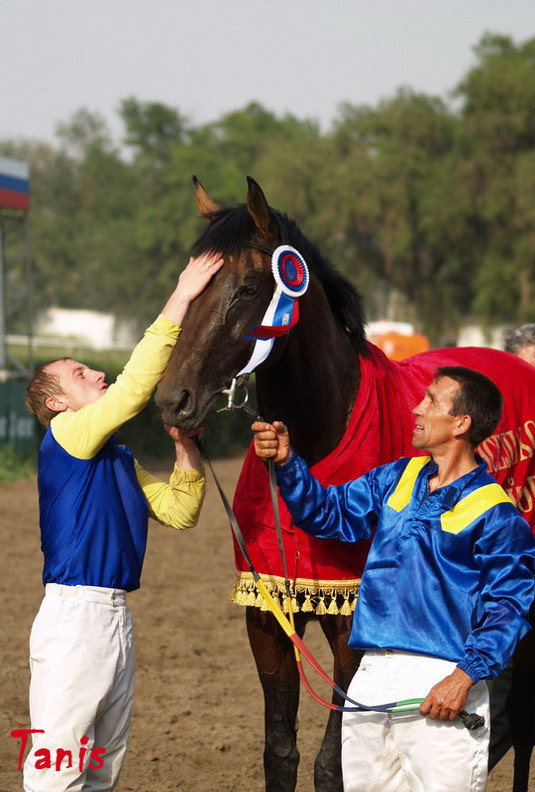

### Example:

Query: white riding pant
xmin=23 ymin=584 xmax=135 ymax=792
xmin=342 ymin=650 xmax=489 ymax=792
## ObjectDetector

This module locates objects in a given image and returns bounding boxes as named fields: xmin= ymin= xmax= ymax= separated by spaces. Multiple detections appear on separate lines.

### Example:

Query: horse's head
xmin=155 ymin=177 xmax=290 ymax=430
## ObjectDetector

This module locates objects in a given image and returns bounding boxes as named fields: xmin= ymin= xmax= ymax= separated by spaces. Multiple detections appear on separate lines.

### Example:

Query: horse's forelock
xmin=190 ymin=205 xmax=255 ymax=257
xmin=190 ymin=204 xmax=368 ymax=355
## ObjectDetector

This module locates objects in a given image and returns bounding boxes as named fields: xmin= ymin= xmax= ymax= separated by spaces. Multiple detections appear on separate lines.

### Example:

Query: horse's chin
xmin=159 ymin=411 xmax=204 ymax=433
xmin=160 ymin=417 xmax=202 ymax=433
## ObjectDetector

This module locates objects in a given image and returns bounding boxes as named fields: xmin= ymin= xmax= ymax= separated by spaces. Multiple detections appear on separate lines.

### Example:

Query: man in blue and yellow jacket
xmin=23 ymin=251 xmax=223 ymax=792
xmin=252 ymin=365 xmax=535 ymax=792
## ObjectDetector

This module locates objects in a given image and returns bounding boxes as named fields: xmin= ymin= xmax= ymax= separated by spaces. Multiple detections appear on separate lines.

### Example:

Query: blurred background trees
xmin=2 ymin=32 xmax=534 ymax=344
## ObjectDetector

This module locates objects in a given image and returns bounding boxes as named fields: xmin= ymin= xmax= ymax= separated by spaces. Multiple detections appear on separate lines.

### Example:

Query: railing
xmin=6 ymin=334 xmax=134 ymax=354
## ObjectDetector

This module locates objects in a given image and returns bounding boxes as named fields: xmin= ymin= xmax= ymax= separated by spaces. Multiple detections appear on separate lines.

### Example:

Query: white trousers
xmin=342 ymin=650 xmax=489 ymax=792
xmin=23 ymin=584 xmax=135 ymax=792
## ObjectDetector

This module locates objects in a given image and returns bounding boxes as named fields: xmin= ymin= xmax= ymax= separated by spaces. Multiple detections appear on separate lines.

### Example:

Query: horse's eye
xmin=238 ymin=283 xmax=260 ymax=298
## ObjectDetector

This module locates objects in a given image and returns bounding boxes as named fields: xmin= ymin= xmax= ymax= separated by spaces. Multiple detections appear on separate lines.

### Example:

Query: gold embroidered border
xmin=230 ymin=571 xmax=361 ymax=615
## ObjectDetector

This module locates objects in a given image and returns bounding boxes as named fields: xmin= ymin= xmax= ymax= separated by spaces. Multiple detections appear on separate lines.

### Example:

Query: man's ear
xmin=453 ymin=414 xmax=472 ymax=439
xmin=45 ymin=396 xmax=68 ymax=414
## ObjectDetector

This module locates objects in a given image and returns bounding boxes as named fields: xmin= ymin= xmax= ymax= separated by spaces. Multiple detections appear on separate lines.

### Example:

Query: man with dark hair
xmin=252 ymin=366 xmax=534 ymax=792
xmin=23 ymin=251 xmax=223 ymax=792
xmin=434 ymin=365 xmax=503 ymax=447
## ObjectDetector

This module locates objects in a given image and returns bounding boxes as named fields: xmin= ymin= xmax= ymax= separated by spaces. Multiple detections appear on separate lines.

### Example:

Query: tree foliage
xmin=1 ymin=33 xmax=534 ymax=342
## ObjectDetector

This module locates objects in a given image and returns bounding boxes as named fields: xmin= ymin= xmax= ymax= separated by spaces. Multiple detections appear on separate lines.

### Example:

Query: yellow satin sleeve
xmin=51 ymin=315 xmax=180 ymax=459
xmin=134 ymin=460 xmax=206 ymax=529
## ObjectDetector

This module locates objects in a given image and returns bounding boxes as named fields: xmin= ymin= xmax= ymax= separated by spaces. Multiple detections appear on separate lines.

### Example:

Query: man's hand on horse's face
xmin=252 ymin=420 xmax=292 ymax=466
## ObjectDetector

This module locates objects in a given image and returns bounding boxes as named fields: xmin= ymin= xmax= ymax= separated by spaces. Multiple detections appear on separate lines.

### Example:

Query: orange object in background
xmin=368 ymin=331 xmax=430 ymax=361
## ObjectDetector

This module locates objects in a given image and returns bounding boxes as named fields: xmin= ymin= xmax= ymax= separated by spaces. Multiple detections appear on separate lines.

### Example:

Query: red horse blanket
xmin=231 ymin=345 xmax=535 ymax=614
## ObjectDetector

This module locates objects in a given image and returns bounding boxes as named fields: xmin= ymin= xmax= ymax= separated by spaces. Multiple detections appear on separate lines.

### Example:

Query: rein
xmin=195 ymin=395 xmax=484 ymax=729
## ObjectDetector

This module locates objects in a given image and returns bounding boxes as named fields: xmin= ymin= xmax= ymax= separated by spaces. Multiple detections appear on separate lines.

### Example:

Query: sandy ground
xmin=0 ymin=457 xmax=532 ymax=791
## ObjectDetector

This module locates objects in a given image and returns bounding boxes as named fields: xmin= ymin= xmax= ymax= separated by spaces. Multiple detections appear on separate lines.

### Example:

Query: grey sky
xmin=2 ymin=0 xmax=534 ymax=144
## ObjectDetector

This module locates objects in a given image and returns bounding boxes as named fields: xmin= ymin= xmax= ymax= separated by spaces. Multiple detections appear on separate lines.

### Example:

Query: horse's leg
xmin=487 ymin=664 xmax=513 ymax=770
xmin=510 ymin=608 xmax=535 ymax=792
xmin=314 ymin=614 xmax=363 ymax=792
xmin=510 ymin=660 xmax=535 ymax=792
xmin=246 ymin=605 xmax=308 ymax=792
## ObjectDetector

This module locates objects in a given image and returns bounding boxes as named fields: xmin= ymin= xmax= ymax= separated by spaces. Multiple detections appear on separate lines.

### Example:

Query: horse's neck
xmin=256 ymin=295 xmax=361 ymax=467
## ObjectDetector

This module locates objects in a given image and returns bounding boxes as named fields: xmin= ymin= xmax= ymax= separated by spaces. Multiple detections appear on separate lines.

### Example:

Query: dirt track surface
xmin=1 ymin=458 xmax=532 ymax=791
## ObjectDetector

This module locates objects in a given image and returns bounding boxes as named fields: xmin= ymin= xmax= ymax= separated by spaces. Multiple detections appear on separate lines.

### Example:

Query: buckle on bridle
xmin=218 ymin=376 xmax=255 ymax=414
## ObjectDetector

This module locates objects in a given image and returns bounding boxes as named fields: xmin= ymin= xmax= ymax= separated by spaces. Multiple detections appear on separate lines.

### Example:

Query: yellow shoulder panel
xmin=441 ymin=483 xmax=514 ymax=535
xmin=387 ymin=457 xmax=430 ymax=512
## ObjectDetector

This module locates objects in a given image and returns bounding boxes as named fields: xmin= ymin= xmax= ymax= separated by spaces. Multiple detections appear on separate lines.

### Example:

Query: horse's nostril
xmin=155 ymin=386 xmax=195 ymax=423
xmin=176 ymin=389 xmax=191 ymax=416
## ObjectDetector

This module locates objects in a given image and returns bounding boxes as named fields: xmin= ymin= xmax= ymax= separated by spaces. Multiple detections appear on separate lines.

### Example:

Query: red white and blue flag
xmin=0 ymin=157 xmax=30 ymax=212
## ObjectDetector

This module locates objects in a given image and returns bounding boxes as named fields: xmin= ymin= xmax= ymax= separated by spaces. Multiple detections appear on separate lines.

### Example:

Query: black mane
xmin=191 ymin=204 xmax=368 ymax=355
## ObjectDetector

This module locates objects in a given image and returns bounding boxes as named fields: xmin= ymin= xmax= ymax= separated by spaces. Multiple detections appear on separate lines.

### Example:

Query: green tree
xmin=6 ymin=111 xmax=141 ymax=321
xmin=330 ymin=90 xmax=460 ymax=340
xmin=120 ymin=97 xmax=187 ymax=162
xmin=4 ymin=34 xmax=535 ymax=344
xmin=455 ymin=33 xmax=535 ymax=324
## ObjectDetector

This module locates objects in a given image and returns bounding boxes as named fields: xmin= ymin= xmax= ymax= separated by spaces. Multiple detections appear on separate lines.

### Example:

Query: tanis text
xmin=10 ymin=728 xmax=106 ymax=771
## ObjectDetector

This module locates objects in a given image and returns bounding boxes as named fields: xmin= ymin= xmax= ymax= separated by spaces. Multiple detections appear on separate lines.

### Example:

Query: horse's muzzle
xmin=155 ymin=385 xmax=201 ymax=430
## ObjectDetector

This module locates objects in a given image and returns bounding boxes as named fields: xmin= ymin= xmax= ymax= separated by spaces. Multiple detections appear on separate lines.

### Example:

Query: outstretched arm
xmin=52 ymin=252 xmax=224 ymax=459
xmin=252 ymin=419 xmax=382 ymax=543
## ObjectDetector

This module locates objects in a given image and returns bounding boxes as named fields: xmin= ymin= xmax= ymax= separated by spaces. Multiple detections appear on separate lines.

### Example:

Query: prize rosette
xmin=237 ymin=245 xmax=309 ymax=374
xmin=271 ymin=246 xmax=309 ymax=297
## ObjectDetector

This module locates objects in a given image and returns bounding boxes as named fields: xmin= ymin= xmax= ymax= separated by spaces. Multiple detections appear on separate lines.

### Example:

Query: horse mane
xmin=191 ymin=204 xmax=369 ymax=355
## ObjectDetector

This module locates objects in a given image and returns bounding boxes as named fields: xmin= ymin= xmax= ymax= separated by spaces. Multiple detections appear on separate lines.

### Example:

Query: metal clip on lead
xmin=218 ymin=376 xmax=253 ymax=413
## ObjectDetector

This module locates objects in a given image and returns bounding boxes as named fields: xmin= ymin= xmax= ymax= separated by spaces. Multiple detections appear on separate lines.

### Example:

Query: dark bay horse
xmin=155 ymin=177 xmax=535 ymax=792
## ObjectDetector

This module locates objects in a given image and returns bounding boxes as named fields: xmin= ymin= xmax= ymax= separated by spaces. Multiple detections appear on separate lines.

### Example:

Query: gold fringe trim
xmin=230 ymin=571 xmax=361 ymax=615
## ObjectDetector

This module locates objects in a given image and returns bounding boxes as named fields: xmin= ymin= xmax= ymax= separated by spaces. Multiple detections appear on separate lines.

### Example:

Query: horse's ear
xmin=193 ymin=175 xmax=220 ymax=219
xmin=246 ymin=177 xmax=277 ymax=242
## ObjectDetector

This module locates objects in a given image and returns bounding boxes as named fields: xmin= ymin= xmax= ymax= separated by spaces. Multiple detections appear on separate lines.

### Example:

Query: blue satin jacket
xmin=276 ymin=453 xmax=535 ymax=682
xmin=39 ymin=430 xmax=148 ymax=591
